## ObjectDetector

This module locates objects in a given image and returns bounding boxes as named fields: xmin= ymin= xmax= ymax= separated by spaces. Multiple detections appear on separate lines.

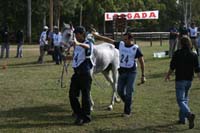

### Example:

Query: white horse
xmin=61 ymin=24 xmax=120 ymax=110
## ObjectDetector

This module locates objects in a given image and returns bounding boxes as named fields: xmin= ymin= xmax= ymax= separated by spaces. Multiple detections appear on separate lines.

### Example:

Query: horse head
xmin=61 ymin=23 xmax=74 ymax=48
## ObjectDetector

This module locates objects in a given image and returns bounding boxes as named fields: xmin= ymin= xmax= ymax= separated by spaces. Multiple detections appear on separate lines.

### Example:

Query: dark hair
xmin=123 ymin=32 xmax=133 ymax=39
xmin=180 ymin=35 xmax=192 ymax=49
xmin=74 ymin=26 xmax=86 ymax=34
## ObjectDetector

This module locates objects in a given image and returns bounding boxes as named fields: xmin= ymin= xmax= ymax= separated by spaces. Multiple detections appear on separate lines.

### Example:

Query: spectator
xmin=177 ymin=21 xmax=188 ymax=49
xmin=188 ymin=22 xmax=198 ymax=54
xmin=38 ymin=26 xmax=48 ymax=64
xmin=0 ymin=24 xmax=10 ymax=58
xmin=47 ymin=28 xmax=55 ymax=61
xmin=52 ymin=26 xmax=62 ymax=65
xmin=165 ymin=36 xmax=200 ymax=129
xmin=169 ymin=23 xmax=179 ymax=58
xmin=15 ymin=29 xmax=24 ymax=58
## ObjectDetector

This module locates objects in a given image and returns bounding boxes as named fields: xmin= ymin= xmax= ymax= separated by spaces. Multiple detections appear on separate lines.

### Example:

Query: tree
xmin=27 ymin=0 xmax=31 ymax=44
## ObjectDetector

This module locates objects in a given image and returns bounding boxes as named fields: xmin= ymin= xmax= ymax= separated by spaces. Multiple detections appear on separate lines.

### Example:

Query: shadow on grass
xmin=147 ymin=72 xmax=166 ymax=79
xmin=145 ymin=56 xmax=170 ymax=63
xmin=93 ymin=122 xmax=189 ymax=133
xmin=0 ymin=104 xmax=74 ymax=129
xmin=7 ymin=61 xmax=55 ymax=68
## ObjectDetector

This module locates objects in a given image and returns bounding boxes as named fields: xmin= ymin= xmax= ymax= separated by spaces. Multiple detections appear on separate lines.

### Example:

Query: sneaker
xmin=74 ymin=118 xmax=84 ymax=126
xmin=188 ymin=113 xmax=195 ymax=129
xmin=72 ymin=112 xmax=77 ymax=118
xmin=122 ymin=113 xmax=131 ymax=118
xmin=83 ymin=118 xmax=91 ymax=124
xmin=177 ymin=120 xmax=185 ymax=125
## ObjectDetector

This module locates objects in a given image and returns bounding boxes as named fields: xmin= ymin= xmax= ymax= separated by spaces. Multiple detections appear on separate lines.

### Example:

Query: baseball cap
xmin=74 ymin=26 xmax=86 ymax=34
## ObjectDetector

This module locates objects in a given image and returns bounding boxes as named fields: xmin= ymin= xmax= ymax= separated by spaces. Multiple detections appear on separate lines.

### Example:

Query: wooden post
xmin=150 ymin=33 xmax=152 ymax=46
xmin=27 ymin=0 xmax=31 ymax=44
xmin=49 ymin=0 xmax=53 ymax=31
xmin=160 ymin=34 xmax=162 ymax=46
xmin=80 ymin=5 xmax=82 ymax=26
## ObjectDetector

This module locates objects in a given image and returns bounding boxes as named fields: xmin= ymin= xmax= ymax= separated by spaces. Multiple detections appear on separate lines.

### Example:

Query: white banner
xmin=105 ymin=10 xmax=159 ymax=21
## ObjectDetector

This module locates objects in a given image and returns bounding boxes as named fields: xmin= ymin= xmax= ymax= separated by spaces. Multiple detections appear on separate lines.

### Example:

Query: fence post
xmin=160 ymin=34 xmax=162 ymax=46
xmin=150 ymin=33 xmax=152 ymax=46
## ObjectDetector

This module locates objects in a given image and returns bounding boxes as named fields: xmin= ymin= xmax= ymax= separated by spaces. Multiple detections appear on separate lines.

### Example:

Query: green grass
xmin=0 ymin=41 xmax=200 ymax=133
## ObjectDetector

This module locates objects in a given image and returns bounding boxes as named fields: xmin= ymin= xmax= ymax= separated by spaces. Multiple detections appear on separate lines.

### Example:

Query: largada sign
xmin=105 ymin=10 xmax=159 ymax=21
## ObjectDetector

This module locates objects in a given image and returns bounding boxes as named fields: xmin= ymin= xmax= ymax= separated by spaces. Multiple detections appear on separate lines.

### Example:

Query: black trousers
xmin=69 ymin=72 xmax=92 ymax=121
xmin=54 ymin=46 xmax=62 ymax=64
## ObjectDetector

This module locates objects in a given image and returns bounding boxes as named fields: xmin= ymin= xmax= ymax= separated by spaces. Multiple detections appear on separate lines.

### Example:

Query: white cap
xmin=53 ymin=26 xmax=58 ymax=29
xmin=43 ymin=26 xmax=48 ymax=30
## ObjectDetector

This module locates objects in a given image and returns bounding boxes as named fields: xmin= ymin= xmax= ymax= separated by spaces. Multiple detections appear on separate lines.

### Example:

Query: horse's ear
xmin=63 ymin=23 xmax=70 ymax=29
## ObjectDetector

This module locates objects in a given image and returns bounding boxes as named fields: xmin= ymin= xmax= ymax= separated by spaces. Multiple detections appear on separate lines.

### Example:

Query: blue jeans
xmin=1 ymin=43 xmax=10 ymax=58
xmin=54 ymin=46 xmax=62 ymax=64
xmin=117 ymin=71 xmax=137 ymax=114
xmin=176 ymin=80 xmax=192 ymax=122
xmin=16 ymin=42 xmax=23 ymax=57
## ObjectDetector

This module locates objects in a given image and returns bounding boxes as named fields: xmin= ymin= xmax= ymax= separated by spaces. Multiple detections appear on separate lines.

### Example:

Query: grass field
xmin=0 ymin=41 xmax=200 ymax=133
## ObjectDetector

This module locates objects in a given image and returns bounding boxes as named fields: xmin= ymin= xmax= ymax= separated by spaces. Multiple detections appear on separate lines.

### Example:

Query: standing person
xmin=165 ymin=36 xmax=200 ymax=129
xmin=188 ymin=22 xmax=198 ymax=54
xmin=47 ymin=28 xmax=55 ymax=61
xmin=197 ymin=34 xmax=200 ymax=66
xmin=15 ymin=29 xmax=24 ymax=58
xmin=69 ymin=26 xmax=94 ymax=125
xmin=52 ymin=26 xmax=62 ymax=65
xmin=169 ymin=23 xmax=179 ymax=58
xmin=38 ymin=26 xmax=48 ymax=64
xmin=93 ymin=32 xmax=145 ymax=117
xmin=177 ymin=22 xmax=188 ymax=49
xmin=0 ymin=24 xmax=10 ymax=58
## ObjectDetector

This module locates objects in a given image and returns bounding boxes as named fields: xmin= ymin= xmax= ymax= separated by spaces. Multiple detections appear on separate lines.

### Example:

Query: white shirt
xmin=189 ymin=27 xmax=198 ymax=37
xmin=53 ymin=32 xmax=62 ymax=46
xmin=39 ymin=31 xmax=48 ymax=46
xmin=72 ymin=40 xmax=93 ymax=68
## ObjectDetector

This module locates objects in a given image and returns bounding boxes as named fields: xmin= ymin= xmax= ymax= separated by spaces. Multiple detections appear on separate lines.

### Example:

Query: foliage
xmin=0 ymin=0 xmax=199 ymax=42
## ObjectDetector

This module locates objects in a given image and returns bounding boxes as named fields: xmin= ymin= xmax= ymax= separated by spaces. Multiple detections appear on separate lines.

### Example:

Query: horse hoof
xmin=107 ymin=105 xmax=113 ymax=111
xmin=115 ymin=98 xmax=121 ymax=103
xmin=90 ymin=106 xmax=94 ymax=111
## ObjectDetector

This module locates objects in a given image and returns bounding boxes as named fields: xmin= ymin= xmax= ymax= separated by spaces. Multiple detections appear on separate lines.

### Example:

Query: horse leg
xmin=111 ymin=67 xmax=121 ymax=104
xmin=90 ymin=92 xmax=94 ymax=111
xmin=102 ymin=70 xmax=119 ymax=110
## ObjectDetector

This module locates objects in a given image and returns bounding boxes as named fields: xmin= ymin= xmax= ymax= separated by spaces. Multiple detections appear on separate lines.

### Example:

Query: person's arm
xmin=194 ymin=54 xmax=200 ymax=79
xmin=165 ymin=69 xmax=174 ymax=81
xmin=40 ymin=32 xmax=46 ymax=45
xmin=92 ymin=32 xmax=115 ymax=44
xmin=74 ymin=39 xmax=90 ymax=49
xmin=165 ymin=53 xmax=176 ymax=81
xmin=138 ymin=56 xmax=146 ymax=83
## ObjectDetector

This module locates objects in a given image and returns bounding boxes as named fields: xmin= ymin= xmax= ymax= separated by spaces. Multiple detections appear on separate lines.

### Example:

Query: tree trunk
xmin=27 ymin=0 xmax=31 ymax=44
xmin=43 ymin=13 xmax=46 ymax=26
xmin=49 ymin=0 xmax=53 ymax=31
xmin=80 ymin=5 xmax=82 ymax=26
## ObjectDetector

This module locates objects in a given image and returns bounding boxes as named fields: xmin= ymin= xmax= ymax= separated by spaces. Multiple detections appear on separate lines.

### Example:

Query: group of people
xmin=38 ymin=22 xmax=75 ymax=65
xmin=38 ymin=25 xmax=63 ymax=64
xmin=67 ymin=25 xmax=145 ymax=126
xmin=168 ymin=21 xmax=200 ymax=58
xmin=0 ymin=24 xmax=24 ymax=58
xmin=69 ymin=25 xmax=199 ymax=130
xmin=1 ymin=22 xmax=199 ymax=129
